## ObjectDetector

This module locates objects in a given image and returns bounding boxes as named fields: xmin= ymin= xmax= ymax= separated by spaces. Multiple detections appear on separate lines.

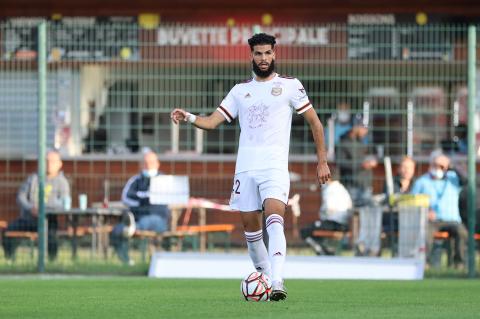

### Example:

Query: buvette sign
xmin=157 ymin=26 xmax=329 ymax=46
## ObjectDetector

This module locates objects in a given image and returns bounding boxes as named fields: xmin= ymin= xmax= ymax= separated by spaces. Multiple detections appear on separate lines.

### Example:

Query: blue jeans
xmin=347 ymin=187 xmax=383 ymax=256
xmin=137 ymin=214 xmax=168 ymax=233
xmin=110 ymin=214 xmax=169 ymax=264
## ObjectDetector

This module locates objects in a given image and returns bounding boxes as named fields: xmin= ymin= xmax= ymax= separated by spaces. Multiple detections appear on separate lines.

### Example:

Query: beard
xmin=252 ymin=60 xmax=275 ymax=78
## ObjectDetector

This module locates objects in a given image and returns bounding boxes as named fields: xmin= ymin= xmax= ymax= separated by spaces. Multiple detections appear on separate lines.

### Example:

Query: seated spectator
xmin=110 ymin=149 xmax=170 ymax=265
xmin=301 ymin=173 xmax=352 ymax=255
xmin=2 ymin=150 xmax=70 ymax=261
xmin=411 ymin=151 xmax=467 ymax=268
xmin=392 ymin=156 xmax=417 ymax=194
xmin=383 ymin=156 xmax=417 ymax=233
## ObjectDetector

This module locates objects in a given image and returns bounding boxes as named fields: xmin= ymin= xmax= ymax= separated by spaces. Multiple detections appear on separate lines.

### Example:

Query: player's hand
xmin=170 ymin=108 xmax=188 ymax=124
xmin=317 ymin=162 xmax=331 ymax=185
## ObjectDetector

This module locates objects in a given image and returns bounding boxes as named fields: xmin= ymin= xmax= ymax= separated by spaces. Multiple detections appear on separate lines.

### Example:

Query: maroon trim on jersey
xmin=240 ymin=78 xmax=253 ymax=84
xmin=218 ymin=105 xmax=234 ymax=122
xmin=278 ymin=74 xmax=295 ymax=79
xmin=297 ymin=102 xmax=312 ymax=113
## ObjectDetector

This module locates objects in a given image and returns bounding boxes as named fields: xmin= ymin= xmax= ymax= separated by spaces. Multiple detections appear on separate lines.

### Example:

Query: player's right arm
xmin=171 ymin=85 xmax=238 ymax=129
xmin=170 ymin=108 xmax=226 ymax=130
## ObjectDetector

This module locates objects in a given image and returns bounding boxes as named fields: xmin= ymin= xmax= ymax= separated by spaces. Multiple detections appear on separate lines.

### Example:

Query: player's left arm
xmin=302 ymin=107 xmax=331 ymax=184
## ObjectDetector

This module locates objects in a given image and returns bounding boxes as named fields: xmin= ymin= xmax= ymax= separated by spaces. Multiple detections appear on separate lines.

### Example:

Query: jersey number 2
xmin=234 ymin=179 xmax=241 ymax=194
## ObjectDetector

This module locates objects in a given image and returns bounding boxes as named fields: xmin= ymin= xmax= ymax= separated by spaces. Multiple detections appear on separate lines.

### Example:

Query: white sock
xmin=266 ymin=214 xmax=286 ymax=283
xmin=244 ymin=229 xmax=271 ymax=277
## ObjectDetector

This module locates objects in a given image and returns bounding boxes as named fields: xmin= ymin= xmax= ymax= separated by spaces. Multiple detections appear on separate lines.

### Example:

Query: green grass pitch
xmin=0 ymin=277 xmax=479 ymax=319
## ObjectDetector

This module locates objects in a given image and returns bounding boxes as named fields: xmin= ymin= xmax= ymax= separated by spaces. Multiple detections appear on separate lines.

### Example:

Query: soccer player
xmin=170 ymin=33 xmax=330 ymax=301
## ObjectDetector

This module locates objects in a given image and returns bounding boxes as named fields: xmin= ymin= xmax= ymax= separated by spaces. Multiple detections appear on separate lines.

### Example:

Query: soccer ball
xmin=240 ymin=272 xmax=272 ymax=301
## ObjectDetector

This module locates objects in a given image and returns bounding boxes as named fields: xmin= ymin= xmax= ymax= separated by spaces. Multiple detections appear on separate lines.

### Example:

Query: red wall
xmin=1 ymin=0 xmax=480 ymax=21
xmin=0 ymin=159 xmax=320 ymax=244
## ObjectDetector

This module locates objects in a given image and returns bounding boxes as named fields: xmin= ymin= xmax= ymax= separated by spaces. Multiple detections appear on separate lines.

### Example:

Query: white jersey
xmin=217 ymin=73 xmax=312 ymax=174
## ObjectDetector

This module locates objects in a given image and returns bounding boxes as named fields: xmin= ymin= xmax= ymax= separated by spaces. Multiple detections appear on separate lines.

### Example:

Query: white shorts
xmin=229 ymin=169 xmax=290 ymax=212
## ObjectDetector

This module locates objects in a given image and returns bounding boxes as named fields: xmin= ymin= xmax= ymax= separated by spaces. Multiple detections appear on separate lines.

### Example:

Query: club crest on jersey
xmin=271 ymin=87 xmax=282 ymax=96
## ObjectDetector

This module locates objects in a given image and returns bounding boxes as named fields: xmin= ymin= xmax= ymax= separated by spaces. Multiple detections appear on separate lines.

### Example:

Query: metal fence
xmin=0 ymin=19 xmax=477 ymax=274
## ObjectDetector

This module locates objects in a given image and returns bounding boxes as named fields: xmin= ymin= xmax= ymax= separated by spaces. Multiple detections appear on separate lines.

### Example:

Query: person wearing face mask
xmin=110 ymin=149 xmax=170 ymax=265
xmin=411 ymin=151 xmax=467 ymax=269
xmin=324 ymin=102 xmax=353 ymax=148
xmin=335 ymin=102 xmax=352 ymax=131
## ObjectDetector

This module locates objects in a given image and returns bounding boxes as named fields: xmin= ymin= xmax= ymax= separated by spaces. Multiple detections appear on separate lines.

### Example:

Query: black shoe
xmin=270 ymin=281 xmax=287 ymax=301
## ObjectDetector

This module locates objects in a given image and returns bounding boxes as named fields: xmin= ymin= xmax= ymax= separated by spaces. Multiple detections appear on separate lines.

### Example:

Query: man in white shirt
xmin=171 ymin=33 xmax=330 ymax=301
xmin=301 ymin=177 xmax=352 ymax=255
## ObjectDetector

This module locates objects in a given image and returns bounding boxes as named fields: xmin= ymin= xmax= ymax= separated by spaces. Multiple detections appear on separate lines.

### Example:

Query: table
xmin=168 ymin=195 xmax=302 ymax=252
xmin=46 ymin=207 xmax=126 ymax=259
xmin=45 ymin=195 xmax=302 ymax=256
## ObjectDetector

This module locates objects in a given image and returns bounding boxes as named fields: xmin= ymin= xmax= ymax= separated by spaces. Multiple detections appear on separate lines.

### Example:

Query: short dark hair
xmin=248 ymin=33 xmax=276 ymax=51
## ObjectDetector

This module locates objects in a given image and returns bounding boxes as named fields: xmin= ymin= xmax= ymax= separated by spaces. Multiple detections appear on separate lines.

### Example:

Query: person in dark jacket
xmin=110 ymin=149 xmax=170 ymax=265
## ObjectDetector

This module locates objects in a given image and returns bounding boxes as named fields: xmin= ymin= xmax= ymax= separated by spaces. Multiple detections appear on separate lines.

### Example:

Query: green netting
xmin=0 ymin=21 xmax=475 ymax=273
